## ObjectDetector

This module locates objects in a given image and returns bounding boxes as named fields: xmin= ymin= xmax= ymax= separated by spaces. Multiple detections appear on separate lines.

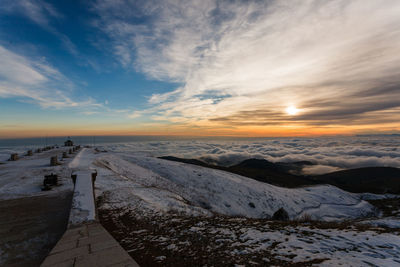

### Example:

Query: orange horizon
xmin=1 ymin=127 xmax=398 ymax=139
xmin=1 ymin=119 xmax=399 ymax=139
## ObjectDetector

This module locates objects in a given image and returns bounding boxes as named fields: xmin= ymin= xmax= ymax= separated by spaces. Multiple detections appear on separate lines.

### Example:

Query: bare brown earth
xmin=98 ymin=208 xmax=336 ymax=267
xmin=0 ymin=191 xmax=72 ymax=266
xmin=98 ymin=199 xmax=400 ymax=267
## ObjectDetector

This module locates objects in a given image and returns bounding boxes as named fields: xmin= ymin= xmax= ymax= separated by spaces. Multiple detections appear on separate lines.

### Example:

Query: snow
xmin=234 ymin=225 xmax=400 ymax=266
xmin=258 ymin=225 xmax=395 ymax=264
xmin=68 ymin=170 xmax=96 ymax=226
xmin=1 ymin=146 xmax=399 ymax=265
xmin=360 ymin=218 xmax=400 ymax=229
xmin=155 ymin=256 xmax=166 ymax=261
xmin=90 ymin=149 xmax=400 ymax=265
xmin=101 ymin=210 xmax=400 ymax=266
xmin=93 ymin=153 xmax=377 ymax=221
xmin=0 ymin=148 xmax=74 ymax=200
xmin=360 ymin=193 xmax=399 ymax=200
xmin=68 ymin=149 xmax=97 ymax=226
xmin=68 ymin=148 xmax=96 ymax=170
xmin=0 ymin=147 xmax=392 ymax=222
xmin=0 ymin=147 xmax=96 ymax=225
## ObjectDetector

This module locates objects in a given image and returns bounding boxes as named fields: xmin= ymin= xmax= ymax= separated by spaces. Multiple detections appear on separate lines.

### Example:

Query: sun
xmin=286 ymin=105 xmax=299 ymax=116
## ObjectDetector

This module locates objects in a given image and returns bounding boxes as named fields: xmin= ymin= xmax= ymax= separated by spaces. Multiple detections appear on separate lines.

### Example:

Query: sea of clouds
xmin=98 ymin=136 xmax=400 ymax=175
xmin=1 ymin=136 xmax=398 ymax=175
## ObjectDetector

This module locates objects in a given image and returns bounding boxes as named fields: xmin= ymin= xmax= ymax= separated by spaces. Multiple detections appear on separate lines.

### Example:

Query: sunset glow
xmin=286 ymin=106 xmax=299 ymax=116
xmin=0 ymin=0 xmax=400 ymax=138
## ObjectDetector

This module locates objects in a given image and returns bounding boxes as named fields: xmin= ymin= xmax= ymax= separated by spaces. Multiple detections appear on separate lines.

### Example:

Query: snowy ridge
xmin=68 ymin=170 xmax=96 ymax=226
xmin=94 ymin=153 xmax=376 ymax=221
xmin=68 ymin=149 xmax=97 ymax=226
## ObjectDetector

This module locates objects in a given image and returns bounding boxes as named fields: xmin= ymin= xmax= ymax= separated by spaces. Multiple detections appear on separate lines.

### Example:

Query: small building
xmin=64 ymin=139 xmax=74 ymax=147
xmin=9 ymin=153 xmax=18 ymax=161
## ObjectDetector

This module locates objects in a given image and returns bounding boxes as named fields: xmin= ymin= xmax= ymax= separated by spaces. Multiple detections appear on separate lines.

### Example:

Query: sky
xmin=0 ymin=0 xmax=399 ymax=138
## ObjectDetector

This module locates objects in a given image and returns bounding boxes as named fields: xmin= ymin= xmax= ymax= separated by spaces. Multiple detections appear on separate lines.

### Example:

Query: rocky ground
xmin=93 ymin=150 xmax=400 ymax=266
xmin=98 ymin=198 xmax=400 ymax=267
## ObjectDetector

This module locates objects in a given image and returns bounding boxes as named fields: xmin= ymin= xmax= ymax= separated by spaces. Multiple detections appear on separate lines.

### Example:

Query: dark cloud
xmin=209 ymin=80 xmax=400 ymax=126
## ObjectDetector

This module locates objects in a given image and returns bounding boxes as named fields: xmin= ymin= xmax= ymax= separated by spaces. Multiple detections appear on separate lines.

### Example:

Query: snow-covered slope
xmin=93 ymin=152 xmax=376 ymax=221
xmin=0 ymin=148 xmax=74 ymax=200
xmin=0 ymin=147 xmax=378 ymax=221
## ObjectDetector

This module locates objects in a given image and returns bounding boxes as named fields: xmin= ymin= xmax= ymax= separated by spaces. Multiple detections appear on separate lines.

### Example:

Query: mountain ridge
xmin=159 ymin=156 xmax=400 ymax=194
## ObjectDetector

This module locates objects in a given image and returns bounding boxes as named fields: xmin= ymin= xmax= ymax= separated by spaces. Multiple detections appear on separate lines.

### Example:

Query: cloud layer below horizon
xmin=1 ymin=136 xmax=399 ymax=174
xmin=94 ymin=0 xmax=400 ymax=133
xmin=97 ymin=135 xmax=400 ymax=175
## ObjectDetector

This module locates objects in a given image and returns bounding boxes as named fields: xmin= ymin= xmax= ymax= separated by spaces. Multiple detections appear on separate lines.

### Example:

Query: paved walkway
xmin=41 ymin=223 xmax=139 ymax=267
xmin=41 ymin=152 xmax=139 ymax=266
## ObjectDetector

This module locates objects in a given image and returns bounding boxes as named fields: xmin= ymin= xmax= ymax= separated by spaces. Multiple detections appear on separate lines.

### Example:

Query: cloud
xmin=302 ymin=165 xmax=342 ymax=175
xmin=92 ymin=0 xmax=400 ymax=131
xmin=0 ymin=0 xmax=79 ymax=56
xmin=98 ymin=136 xmax=400 ymax=171
xmin=0 ymin=0 xmax=62 ymax=28
xmin=0 ymin=45 xmax=100 ymax=109
xmin=148 ymin=88 xmax=182 ymax=104
xmin=128 ymin=111 xmax=142 ymax=119
xmin=0 ymin=46 xmax=48 ymax=85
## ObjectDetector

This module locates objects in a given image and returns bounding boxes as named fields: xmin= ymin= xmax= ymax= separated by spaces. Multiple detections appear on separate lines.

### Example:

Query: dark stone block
xmin=272 ymin=207 xmax=289 ymax=221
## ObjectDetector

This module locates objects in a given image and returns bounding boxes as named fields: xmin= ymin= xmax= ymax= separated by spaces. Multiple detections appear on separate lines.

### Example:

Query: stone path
xmin=41 ymin=223 xmax=139 ymax=267
xmin=41 ymin=154 xmax=139 ymax=266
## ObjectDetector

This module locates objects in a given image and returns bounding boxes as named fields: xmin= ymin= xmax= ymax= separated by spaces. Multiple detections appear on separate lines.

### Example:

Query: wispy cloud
xmin=0 ymin=0 xmax=78 ymax=55
xmin=0 ymin=45 xmax=100 ymax=109
xmin=128 ymin=110 xmax=142 ymax=119
xmin=0 ymin=0 xmax=63 ymax=27
xmin=93 ymin=0 xmax=400 ymax=132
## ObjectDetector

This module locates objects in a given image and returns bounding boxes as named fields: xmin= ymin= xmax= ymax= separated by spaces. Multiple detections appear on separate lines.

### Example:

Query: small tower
xmin=64 ymin=137 xmax=74 ymax=147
